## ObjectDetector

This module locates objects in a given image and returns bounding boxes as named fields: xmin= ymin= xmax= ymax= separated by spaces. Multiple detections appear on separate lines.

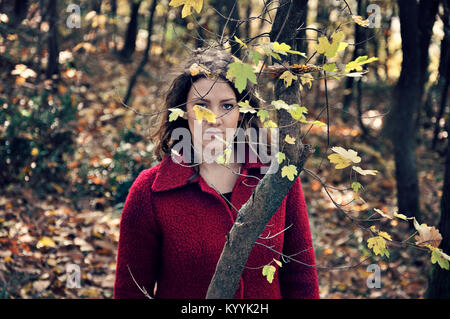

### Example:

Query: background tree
xmin=382 ymin=0 xmax=421 ymax=220
xmin=119 ymin=0 xmax=143 ymax=61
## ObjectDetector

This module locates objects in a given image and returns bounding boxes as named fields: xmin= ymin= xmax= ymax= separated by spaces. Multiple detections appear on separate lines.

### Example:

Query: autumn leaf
xmin=169 ymin=0 xmax=203 ymax=18
xmin=323 ymin=63 xmax=337 ymax=72
xmin=189 ymin=63 xmax=210 ymax=76
xmin=272 ymin=42 xmax=306 ymax=58
xmin=168 ymin=108 xmax=185 ymax=121
xmin=263 ymin=120 xmax=278 ymax=129
xmin=257 ymin=109 xmax=269 ymax=122
xmin=352 ymin=15 xmax=370 ymax=27
xmin=288 ymin=104 xmax=308 ymax=121
xmin=37 ymin=237 xmax=56 ymax=249
xmin=273 ymin=258 xmax=282 ymax=267
xmin=345 ymin=56 xmax=379 ymax=73
xmin=271 ymin=99 xmax=290 ymax=110
xmin=216 ymin=148 xmax=232 ymax=165
xmin=300 ymin=73 xmax=314 ymax=89
xmin=262 ymin=265 xmax=276 ymax=283
xmin=352 ymin=166 xmax=378 ymax=176
xmin=248 ymin=50 xmax=262 ymax=65
xmin=315 ymin=31 xmax=348 ymax=58
xmin=352 ymin=182 xmax=363 ymax=192
xmin=234 ymin=36 xmax=247 ymax=49
xmin=332 ymin=146 xmax=361 ymax=164
xmin=193 ymin=104 xmax=216 ymax=123
xmin=281 ymin=165 xmax=298 ymax=181
xmin=279 ymin=70 xmax=298 ymax=88
xmin=414 ymin=219 xmax=443 ymax=248
xmin=367 ymin=236 xmax=389 ymax=258
xmin=284 ymin=135 xmax=296 ymax=145
xmin=328 ymin=153 xmax=351 ymax=169
xmin=238 ymin=100 xmax=256 ymax=114
xmin=431 ymin=249 xmax=450 ymax=270
xmin=226 ymin=61 xmax=257 ymax=93
xmin=276 ymin=152 xmax=286 ymax=164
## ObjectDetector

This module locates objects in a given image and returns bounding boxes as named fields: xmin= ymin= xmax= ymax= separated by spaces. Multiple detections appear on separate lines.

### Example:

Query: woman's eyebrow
xmin=195 ymin=97 xmax=236 ymax=103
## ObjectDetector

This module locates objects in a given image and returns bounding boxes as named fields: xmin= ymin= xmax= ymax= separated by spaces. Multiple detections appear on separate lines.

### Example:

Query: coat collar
xmin=151 ymin=144 xmax=269 ymax=193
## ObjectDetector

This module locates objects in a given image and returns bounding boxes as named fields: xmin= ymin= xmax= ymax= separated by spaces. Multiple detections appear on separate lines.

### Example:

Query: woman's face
xmin=185 ymin=77 xmax=241 ymax=161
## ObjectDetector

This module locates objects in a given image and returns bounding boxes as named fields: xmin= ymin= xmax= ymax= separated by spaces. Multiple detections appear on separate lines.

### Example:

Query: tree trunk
xmin=414 ymin=0 xmax=439 ymax=141
xmin=382 ymin=0 xmax=421 ymax=220
xmin=119 ymin=0 xmax=142 ymax=61
xmin=46 ymin=0 xmax=59 ymax=81
xmin=123 ymin=0 xmax=157 ymax=105
xmin=13 ymin=0 xmax=29 ymax=25
xmin=432 ymin=0 xmax=450 ymax=149
xmin=206 ymin=0 xmax=310 ymax=299
xmin=244 ymin=0 xmax=251 ymax=40
xmin=426 ymin=120 xmax=450 ymax=298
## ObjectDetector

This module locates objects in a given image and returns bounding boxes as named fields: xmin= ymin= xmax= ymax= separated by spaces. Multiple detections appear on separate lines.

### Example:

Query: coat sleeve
xmin=279 ymin=177 xmax=320 ymax=299
xmin=114 ymin=169 xmax=160 ymax=299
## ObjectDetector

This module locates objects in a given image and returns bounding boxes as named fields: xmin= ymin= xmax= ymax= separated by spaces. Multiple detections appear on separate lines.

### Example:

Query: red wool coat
xmin=114 ymin=148 xmax=319 ymax=299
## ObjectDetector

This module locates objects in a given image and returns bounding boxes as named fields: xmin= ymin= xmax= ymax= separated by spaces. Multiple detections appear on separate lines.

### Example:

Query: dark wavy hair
xmin=150 ymin=46 xmax=271 ymax=169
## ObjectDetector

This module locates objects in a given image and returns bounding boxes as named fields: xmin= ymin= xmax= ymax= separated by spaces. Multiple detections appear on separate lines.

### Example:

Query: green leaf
xmin=345 ymin=56 xmax=379 ymax=73
xmin=352 ymin=182 xmax=362 ymax=193
xmin=238 ymin=100 xmax=256 ymax=114
xmin=275 ymin=152 xmax=286 ymax=164
xmin=168 ymin=108 xmax=185 ymax=122
xmin=272 ymin=42 xmax=307 ymax=58
xmin=431 ymin=250 xmax=450 ymax=270
xmin=248 ymin=50 xmax=262 ymax=65
xmin=315 ymin=31 xmax=348 ymax=58
xmin=257 ymin=109 xmax=269 ymax=122
xmin=262 ymin=265 xmax=276 ymax=283
xmin=323 ymin=63 xmax=336 ymax=72
xmin=281 ymin=165 xmax=298 ymax=181
xmin=226 ymin=61 xmax=257 ymax=93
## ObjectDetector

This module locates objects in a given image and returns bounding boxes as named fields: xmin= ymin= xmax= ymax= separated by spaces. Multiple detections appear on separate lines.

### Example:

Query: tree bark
xmin=206 ymin=0 xmax=310 ymax=299
xmin=414 ymin=0 xmax=439 ymax=140
xmin=46 ymin=0 xmax=59 ymax=81
xmin=382 ymin=0 xmax=421 ymax=220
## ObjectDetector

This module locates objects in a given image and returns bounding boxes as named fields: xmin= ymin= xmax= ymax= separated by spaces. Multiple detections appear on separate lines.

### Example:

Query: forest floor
xmin=0 ymin=45 xmax=447 ymax=299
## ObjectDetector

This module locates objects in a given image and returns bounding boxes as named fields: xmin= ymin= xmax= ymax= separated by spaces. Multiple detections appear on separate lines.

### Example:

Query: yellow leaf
xmin=284 ymin=134 xmax=296 ymax=144
xmin=300 ymin=74 xmax=314 ymax=89
xmin=193 ymin=104 xmax=216 ymax=123
xmin=37 ymin=237 xmax=56 ymax=249
xmin=352 ymin=166 xmax=378 ymax=176
xmin=378 ymin=231 xmax=393 ymax=241
xmin=189 ymin=63 xmax=210 ymax=76
xmin=352 ymin=15 xmax=370 ymax=27
xmin=168 ymin=108 xmax=185 ymax=121
xmin=169 ymin=0 xmax=203 ymax=18
xmin=234 ymin=36 xmax=247 ymax=49
xmin=367 ymin=236 xmax=389 ymax=257
xmin=31 ymin=148 xmax=39 ymax=156
xmin=331 ymin=146 xmax=361 ymax=164
xmin=281 ymin=165 xmax=298 ymax=181
xmin=328 ymin=153 xmax=351 ymax=169
xmin=279 ymin=70 xmax=297 ymax=88
xmin=263 ymin=120 xmax=278 ymax=128
xmin=273 ymin=258 xmax=282 ymax=267
xmin=315 ymin=31 xmax=347 ymax=58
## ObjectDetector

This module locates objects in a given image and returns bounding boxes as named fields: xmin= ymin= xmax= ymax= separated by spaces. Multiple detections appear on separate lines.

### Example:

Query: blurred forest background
xmin=0 ymin=0 xmax=449 ymax=298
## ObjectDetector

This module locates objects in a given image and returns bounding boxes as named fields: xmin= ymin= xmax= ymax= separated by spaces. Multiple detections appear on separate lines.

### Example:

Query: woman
xmin=113 ymin=46 xmax=319 ymax=299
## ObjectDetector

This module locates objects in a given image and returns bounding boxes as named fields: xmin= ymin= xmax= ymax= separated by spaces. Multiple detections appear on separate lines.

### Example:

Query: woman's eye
xmin=223 ymin=104 xmax=235 ymax=111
